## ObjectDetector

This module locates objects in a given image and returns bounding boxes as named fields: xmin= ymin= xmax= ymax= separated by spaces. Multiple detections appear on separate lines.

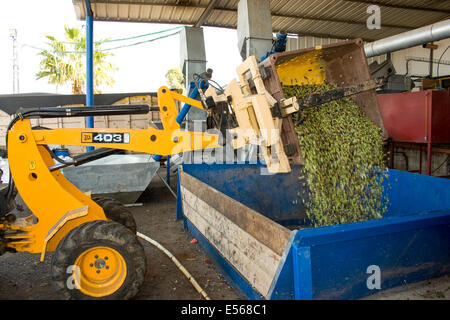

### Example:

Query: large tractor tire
xmin=51 ymin=220 xmax=146 ymax=300
xmin=91 ymin=196 xmax=137 ymax=234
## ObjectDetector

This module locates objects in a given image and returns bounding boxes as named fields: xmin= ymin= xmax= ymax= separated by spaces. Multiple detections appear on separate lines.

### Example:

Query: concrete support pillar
xmin=179 ymin=27 xmax=207 ymax=129
xmin=237 ymin=0 xmax=273 ymax=61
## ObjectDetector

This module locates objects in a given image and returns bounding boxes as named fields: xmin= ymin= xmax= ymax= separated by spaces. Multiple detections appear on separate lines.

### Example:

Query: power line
xmin=60 ymin=25 xmax=186 ymax=45
xmin=101 ymin=30 xmax=182 ymax=51
xmin=23 ymin=29 xmax=182 ymax=54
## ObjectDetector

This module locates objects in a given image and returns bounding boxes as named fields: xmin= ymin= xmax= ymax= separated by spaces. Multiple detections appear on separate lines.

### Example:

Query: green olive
xmin=283 ymin=84 xmax=388 ymax=227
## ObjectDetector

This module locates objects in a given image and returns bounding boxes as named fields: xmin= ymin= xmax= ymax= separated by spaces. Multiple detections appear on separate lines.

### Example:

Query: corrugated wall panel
xmin=391 ymin=38 xmax=450 ymax=77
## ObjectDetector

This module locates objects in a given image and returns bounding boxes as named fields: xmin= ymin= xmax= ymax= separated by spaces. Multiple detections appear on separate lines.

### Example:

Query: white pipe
xmin=365 ymin=19 xmax=450 ymax=58
xmin=137 ymin=232 xmax=211 ymax=300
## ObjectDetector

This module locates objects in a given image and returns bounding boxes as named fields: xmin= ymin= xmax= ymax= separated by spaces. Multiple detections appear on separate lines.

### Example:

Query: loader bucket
xmin=260 ymin=39 xmax=388 ymax=164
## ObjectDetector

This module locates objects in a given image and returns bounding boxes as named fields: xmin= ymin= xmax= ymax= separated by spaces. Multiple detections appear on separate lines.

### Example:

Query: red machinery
xmin=378 ymin=89 xmax=450 ymax=176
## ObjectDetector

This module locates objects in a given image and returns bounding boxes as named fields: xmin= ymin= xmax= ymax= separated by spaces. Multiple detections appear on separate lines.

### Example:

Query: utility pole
xmin=9 ymin=29 xmax=19 ymax=94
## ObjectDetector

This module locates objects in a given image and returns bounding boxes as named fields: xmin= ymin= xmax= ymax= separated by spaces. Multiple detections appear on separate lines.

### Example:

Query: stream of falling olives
xmin=283 ymin=84 xmax=389 ymax=227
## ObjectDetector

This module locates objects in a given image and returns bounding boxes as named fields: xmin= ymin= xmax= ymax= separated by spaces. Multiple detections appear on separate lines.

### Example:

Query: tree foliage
xmin=165 ymin=67 xmax=184 ymax=90
xmin=36 ymin=26 xmax=117 ymax=94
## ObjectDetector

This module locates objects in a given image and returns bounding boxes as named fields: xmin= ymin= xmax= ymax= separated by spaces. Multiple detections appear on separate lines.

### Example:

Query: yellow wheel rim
xmin=74 ymin=246 xmax=127 ymax=297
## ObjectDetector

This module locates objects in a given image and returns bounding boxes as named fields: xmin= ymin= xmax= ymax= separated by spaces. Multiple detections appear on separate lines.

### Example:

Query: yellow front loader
xmin=0 ymin=86 xmax=226 ymax=299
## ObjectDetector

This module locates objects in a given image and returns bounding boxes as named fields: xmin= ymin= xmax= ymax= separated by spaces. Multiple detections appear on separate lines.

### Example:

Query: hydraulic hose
xmin=136 ymin=232 xmax=211 ymax=300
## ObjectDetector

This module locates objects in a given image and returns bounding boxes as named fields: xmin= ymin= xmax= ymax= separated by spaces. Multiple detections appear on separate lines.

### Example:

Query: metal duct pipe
xmin=365 ymin=19 xmax=450 ymax=58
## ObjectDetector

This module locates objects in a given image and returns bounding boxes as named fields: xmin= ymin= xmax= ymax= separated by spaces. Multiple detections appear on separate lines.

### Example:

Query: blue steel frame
xmin=85 ymin=0 xmax=94 ymax=152
xmin=287 ymin=209 xmax=450 ymax=299
xmin=177 ymin=163 xmax=450 ymax=300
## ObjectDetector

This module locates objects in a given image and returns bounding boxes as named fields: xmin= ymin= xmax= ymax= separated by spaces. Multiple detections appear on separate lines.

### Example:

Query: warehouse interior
xmin=0 ymin=0 xmax=449 ymax=302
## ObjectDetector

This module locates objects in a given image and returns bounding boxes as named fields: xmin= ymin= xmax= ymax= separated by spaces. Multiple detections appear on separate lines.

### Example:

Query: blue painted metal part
xmin=266 ymin=232 xmax=296 ymax=300
xmin=53 ymin=148 xmax=70 ymax=158
xmin=292 ymin=245 xmax=313 ymax=300
xmin=382 ymin=170 xmax=450 ymax=217
xmin=166 ymin=155 xmax=170 ymax=185
xmin=85 ymin=0 xmax=94 ymax=152
xmin=179 ymin=163 xmax=450 ymax=300
xmin=292 ymin=210 xmax=450 ymax=299
xmin=175 ymin=79 xmax=209 ymax=125
xmin=182 ymin=163 xmax=308 ymax=223
xmin=261 ymin=32 xmax=288 ymax=61
xmin=176 ymin=170 xmax=183 ymax=221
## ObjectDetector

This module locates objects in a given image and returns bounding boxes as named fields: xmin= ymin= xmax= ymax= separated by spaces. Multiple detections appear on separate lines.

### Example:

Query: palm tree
xmin=36 ymin=26 xmax=117 ymax=94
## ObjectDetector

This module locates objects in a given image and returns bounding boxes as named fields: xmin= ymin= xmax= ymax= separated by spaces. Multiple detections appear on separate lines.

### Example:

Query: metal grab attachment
xmin=297 ymin=80 xmax=382 ymax=110
xmin=266 ymin=80 xmax=382 ymax=124
xmin=268 ymin=80 xmax=382 ymax=123
xmin=293 ymin=80 xmax=382 ymax=124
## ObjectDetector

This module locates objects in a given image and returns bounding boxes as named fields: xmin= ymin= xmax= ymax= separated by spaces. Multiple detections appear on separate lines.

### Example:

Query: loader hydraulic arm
xmin=9 ymin=86 xmax=221 ymax=156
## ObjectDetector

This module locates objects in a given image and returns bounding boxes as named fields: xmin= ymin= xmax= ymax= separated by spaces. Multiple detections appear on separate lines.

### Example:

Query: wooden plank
xmin=60 ymin=122 xmax=86 ymax=129
xmin=0 ymin=117 xmax=12 ymax=126
xmin=130 ymin=114 xmax=151 ymax=120
xmin=182 ymin=187 xmax=280 ymax=276
xmin=180 ymin=171 xmax=290 ymax=256
xmin=107 ymin=120 xmax=131 ymax=128
xmin=129 ymin=119 xmax=150 ymax=129
xmin=39 ymin=118 xmax=58 ymax=125
xmin=112 ymin=97 xmax=130 ymax=105
xmin=181 ymin=187 xmax=281 ymax=297
xmin=151 ymin=111 xmax=160 ymax=121
xmin=65 ymin=146 xmax=85 ymax=155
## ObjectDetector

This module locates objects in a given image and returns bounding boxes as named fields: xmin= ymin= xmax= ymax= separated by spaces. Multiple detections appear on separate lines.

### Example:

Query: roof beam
xmin=90 ymin=16 xmax=379 ymax=41
xmin=194 ymin=0 xmax=218 ymax=27
xmin=86 ymin=2 xmax=414 ymax=30
xmin=212 ymin=6 xmax=414 ymax=30
xmin=343 ymin=0 xmax=450 ymax=15
xmin=270 ymin=11 xmax=413 ymax=30
xmin=87 ymin=0 xmax=450 ymax=15
xmin=88 ymin=0 xmax=204 ymax=6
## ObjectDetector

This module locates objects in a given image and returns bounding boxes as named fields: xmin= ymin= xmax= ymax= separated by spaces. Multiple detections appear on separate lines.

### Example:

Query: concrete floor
xmin=0 ymin=167 xmax=448 ymax=300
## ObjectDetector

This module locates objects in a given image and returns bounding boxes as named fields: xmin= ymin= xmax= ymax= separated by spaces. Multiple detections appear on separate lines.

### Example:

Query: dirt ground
xmin=0 ymin=168 xmax=448 ymax=300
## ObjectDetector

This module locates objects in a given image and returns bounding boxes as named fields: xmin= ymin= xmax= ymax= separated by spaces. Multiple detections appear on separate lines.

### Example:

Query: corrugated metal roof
xmin=73 ymin=0 xmax=450 ymax=41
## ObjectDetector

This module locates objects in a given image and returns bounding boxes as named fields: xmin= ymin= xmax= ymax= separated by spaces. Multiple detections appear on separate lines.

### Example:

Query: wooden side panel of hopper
xmin=180 ymin=171 xmax=291 ymax=298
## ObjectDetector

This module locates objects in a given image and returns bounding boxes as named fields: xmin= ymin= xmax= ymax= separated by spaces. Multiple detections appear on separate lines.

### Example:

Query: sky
xmin=0 ymin=0 xmax=243 ymax=95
